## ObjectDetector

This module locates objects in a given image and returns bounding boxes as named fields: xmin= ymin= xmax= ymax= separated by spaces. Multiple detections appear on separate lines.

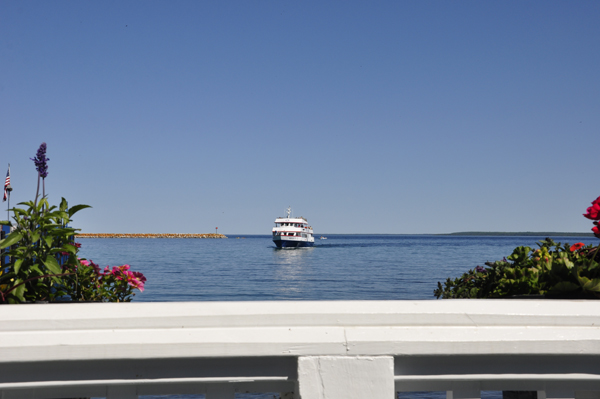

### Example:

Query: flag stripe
xmin=3 ymin=166 xmax=9 ymax=201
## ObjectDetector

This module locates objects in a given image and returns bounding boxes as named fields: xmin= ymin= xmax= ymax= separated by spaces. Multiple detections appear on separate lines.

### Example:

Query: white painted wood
xmin=2 ymin=301 xmax=600 ymax=363
xmin=297 ymin=356 xmax=394 ymax=399
xmin=2 ymin=300 xmax=600 ymax=332
xmin=1 ymin=300 xmax=600 ymax=397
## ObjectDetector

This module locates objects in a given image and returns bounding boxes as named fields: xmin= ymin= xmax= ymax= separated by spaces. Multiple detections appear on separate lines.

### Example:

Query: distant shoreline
xmin=78 ymin=233 xmax=227 ymax=239
xmin=76 ymin=232 xmax=594 ymax=238
xmin=440 ymin=232 xmax=594 ymax=237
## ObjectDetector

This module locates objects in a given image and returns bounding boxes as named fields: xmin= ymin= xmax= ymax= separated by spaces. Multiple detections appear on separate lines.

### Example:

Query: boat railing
xmin=1 ymin=300 xmax=599 ymax=399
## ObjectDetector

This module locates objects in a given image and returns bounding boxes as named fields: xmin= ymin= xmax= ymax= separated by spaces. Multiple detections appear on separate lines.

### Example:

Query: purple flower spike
xmin=31 ymin=142 xmax=49 ymax=178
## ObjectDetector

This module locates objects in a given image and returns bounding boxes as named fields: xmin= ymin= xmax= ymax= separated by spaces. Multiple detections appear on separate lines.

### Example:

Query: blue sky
xmin=1 ymin=1 xmax=599 ymax=234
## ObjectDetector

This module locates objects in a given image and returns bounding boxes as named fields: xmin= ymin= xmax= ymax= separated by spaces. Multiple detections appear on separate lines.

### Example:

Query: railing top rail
xmin=1 ymin=300 xmax=600 ymax=363
xmin=1 ymin=300 xmax=599 ymax=331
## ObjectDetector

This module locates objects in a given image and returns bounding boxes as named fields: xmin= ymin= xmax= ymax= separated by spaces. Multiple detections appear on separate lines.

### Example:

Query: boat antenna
xmin=286 ymin=206 xmax=291 ymax=219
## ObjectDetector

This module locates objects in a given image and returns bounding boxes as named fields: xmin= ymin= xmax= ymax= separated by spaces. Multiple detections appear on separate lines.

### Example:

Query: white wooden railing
xmin=1 ymin=300 xmax=600 ymax=399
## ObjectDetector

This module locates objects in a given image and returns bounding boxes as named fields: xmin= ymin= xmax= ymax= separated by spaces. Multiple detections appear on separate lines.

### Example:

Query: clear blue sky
xmin=1 ymin=1 xmax=599 ymax=234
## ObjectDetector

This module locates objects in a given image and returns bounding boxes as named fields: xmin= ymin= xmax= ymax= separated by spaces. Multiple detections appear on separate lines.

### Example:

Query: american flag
xmin=3 ymin=165 xmax=9 ymax=202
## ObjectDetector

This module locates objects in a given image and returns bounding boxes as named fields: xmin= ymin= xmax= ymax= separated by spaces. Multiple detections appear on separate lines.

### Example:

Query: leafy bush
xmin=434 ymin=239 xmax=600 ymax=299
xmin=0 ymin=197 xmax=88 ymax=303
xmin=435 ymin=195 xmax=600 ymax=299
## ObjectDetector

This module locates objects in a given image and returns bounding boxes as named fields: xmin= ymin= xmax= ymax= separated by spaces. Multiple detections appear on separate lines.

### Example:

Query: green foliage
xmin=0 ymin=198 xmax=89 ymax=303
xmin=434 ymin=238 xmax=600 ymax=299
xmin=0 ymin=198 xmax=145 ymax=303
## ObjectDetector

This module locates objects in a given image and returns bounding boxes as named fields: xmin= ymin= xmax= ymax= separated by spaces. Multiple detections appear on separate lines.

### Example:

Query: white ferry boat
xmin=272 ymin=207 xmax=315 ymax=248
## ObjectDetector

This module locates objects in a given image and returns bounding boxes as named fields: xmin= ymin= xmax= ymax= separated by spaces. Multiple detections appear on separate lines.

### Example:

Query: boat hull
xmin=273 ymin=239 xmax=314 ymax=248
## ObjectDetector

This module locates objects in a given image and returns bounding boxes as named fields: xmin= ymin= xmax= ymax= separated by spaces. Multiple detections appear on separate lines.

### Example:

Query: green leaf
xmin=60 ymin=198 xmax=68 ymax=212
xmin=42 ymin=256 xmax=62 ymax=275
xmin=0 ymin=220 xmax=12 ymax=226
xmin=58 ymin=244 xmax=76 ymax=255
xmin=0 ymin=232 xmax=23 ymax=249
xmin=580 ymin=277 xmax=600 ymax=293
xmin=14 ymin=259 xmax=24 ymax=274
xmin=11 ymin=279 xmax=26 ymax=302
xmin=30 ymin=264 xmax=43 ymax=275
xmin=68 ymin=204 xmax=91 ymax=217
xmin=549 ymin=281 xmax=579 ymax=293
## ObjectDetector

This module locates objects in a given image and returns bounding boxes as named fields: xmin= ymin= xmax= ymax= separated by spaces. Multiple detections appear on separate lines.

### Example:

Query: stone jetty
xmin=77 ymin=233 xmax=227 ymax=239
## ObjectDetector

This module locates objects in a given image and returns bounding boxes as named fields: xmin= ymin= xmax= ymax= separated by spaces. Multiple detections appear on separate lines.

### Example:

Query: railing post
xmin=297 ymin=356 xmax=394 ymax=399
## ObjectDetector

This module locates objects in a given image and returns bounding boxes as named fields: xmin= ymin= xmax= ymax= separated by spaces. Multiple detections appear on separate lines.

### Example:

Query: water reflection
xmin=272 ymin=247 xmax=314 ymax=265
xmin=271 ymin=247 xmax=314 ymax=296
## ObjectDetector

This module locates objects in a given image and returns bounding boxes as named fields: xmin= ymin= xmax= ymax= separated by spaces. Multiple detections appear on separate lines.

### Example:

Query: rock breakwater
xmin=77 ymin=233 xmax=227 ymax=239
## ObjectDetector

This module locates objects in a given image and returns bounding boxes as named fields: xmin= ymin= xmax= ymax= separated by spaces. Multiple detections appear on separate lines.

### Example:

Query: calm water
xmin=79 ymin=235 xmax=596 ymax=399
xmin=79 ymin=234 xmax=597 ymax=302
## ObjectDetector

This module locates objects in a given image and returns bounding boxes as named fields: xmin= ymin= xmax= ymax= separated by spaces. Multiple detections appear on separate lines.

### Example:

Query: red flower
xmin=570 ymin=242 xmax=585 ymax=252
xmin=593 ymin=225 xmax=600 ymax=236
xmin=584 ymin=204 xmax=600 ymax=220
xmin=584 ymin=197 xmax=600 ymax=220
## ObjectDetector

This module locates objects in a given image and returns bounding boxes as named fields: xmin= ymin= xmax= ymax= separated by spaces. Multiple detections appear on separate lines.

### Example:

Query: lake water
xmin=79 ymin=234 xmax=597 ymax=302
xmin=78 ymin=234 xmax=597 ymax=399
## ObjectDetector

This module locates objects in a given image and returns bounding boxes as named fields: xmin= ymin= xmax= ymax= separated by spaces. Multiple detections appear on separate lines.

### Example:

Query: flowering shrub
xmin=434 ymin=196 xmax=600 ymax=299
xmin=0 ymin=142 xmax=146 ymax=303
xmin=64 ymin=259 xmax=146 ymax=302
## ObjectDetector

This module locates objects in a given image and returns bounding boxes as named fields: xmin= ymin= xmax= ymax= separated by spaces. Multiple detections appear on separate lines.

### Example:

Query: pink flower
xmin=110 ymin=265 xmax=131 ymax=280
xmin=122 ymin=270 xmax=145 ymax=292
xmin=132 ymin=271 xmax=147 ymax=283
xmin=78 ymin=259 xmax=101 ymax=275
xmin=570 ymin=242 xmax=585 ymax=252
xmin=593 ymin=225 xmax=600 ymax=237
xmin=90 ymin=261 xmax=101 ymax=274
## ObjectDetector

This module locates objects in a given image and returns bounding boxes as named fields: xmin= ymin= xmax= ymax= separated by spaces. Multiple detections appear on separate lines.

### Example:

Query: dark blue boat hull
xmin=273 ymin=239 xmax=314 ymax=248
